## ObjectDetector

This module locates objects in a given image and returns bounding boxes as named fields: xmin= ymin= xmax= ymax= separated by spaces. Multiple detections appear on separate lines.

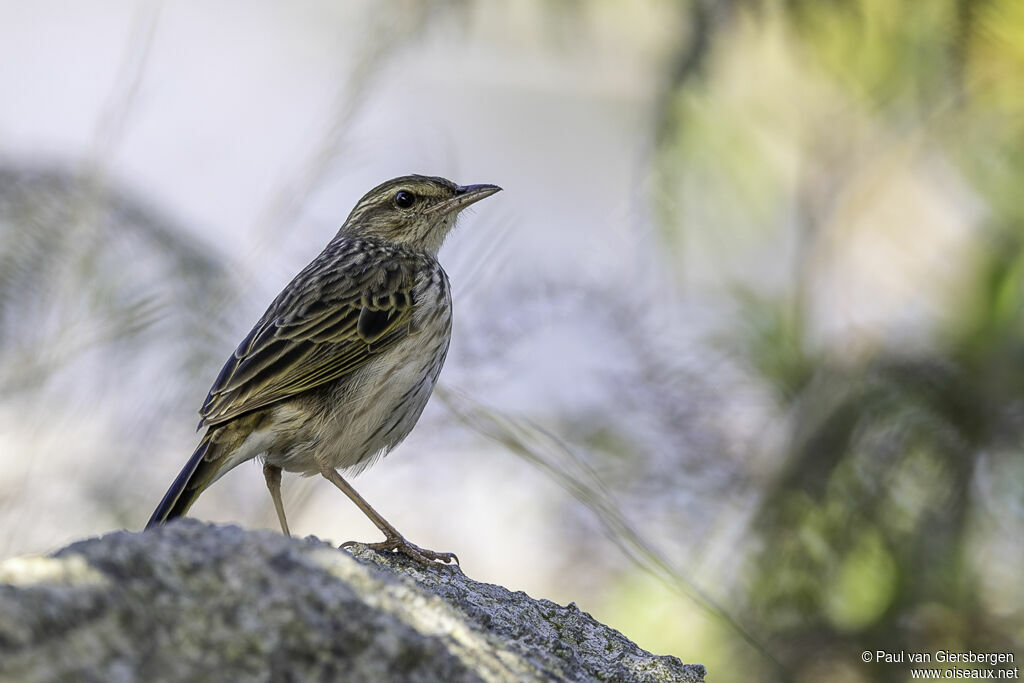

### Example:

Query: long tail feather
xmin=145 ymin=433 xmax=222 ymax=529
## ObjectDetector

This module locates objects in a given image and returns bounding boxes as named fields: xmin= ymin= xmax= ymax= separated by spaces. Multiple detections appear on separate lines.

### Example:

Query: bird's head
xmin=338 ymin=175 xmax=501 ymax=255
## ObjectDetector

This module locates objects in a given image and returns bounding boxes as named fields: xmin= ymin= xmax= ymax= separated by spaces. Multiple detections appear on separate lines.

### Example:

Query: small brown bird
xmin=146 ymin=175 xmax=501 ymax=564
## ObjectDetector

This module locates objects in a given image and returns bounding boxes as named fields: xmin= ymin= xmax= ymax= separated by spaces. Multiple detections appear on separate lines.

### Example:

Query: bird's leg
xmin=318 ymin=465 xmax=458 ymax=565
xmin=262 ymin=463 xmax=291 ymax=536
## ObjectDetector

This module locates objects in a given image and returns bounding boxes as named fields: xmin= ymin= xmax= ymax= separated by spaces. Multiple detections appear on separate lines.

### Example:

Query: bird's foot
xmin=342 ymin=534 xmax=459 ymax=566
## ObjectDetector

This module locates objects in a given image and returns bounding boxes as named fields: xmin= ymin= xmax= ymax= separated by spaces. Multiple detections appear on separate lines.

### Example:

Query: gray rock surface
xmin=0 ymin=520 xmax=704 ymax=682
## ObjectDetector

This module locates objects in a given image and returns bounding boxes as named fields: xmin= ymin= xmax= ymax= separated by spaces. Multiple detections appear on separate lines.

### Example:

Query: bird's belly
xmin=267 ymin=331 xmax=448 ymax=476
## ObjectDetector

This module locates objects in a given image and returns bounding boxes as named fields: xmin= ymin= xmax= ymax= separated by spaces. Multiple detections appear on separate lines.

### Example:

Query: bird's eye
xmin=394 ymin=190 xmax=415 ymax=209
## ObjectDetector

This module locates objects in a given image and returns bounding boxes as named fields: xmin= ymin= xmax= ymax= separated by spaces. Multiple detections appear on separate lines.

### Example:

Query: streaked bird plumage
xmin=146 ymin=175 xmax=501 ymax=563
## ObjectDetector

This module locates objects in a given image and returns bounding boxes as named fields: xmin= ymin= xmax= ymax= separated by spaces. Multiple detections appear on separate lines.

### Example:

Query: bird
xmin=145 ymin=174 xmax=501 ymax=564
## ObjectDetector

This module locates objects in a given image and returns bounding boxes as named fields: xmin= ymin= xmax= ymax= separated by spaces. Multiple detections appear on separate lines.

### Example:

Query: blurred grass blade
xmin=437 ymin=385 xmax=788 ymax=678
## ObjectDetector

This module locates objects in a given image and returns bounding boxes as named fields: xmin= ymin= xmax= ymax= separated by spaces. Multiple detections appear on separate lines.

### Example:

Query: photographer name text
xmin=866 ymin=651 xmax=1014 ymax=667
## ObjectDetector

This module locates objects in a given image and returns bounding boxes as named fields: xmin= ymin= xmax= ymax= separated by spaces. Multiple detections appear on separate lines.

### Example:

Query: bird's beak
xmin=435 ymin=184 xmax=502 ymax=214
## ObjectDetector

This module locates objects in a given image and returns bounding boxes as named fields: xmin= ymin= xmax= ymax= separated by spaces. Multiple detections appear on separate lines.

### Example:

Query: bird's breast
xmin=282 ymin=267 xmax=453 ymax=474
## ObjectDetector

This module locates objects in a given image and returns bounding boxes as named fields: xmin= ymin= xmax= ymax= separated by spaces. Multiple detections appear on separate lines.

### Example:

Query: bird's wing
xmin=198 ymin=246 xmax=423 ymax=428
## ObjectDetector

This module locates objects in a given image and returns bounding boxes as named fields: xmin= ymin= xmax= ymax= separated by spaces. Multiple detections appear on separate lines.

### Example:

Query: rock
xmin=0 ymin=520 xmax=704 ymax=682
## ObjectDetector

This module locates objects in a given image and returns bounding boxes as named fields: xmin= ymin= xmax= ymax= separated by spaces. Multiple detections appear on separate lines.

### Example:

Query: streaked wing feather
xmin=198 ymin=246 xmax=419 ymax=427
xmin=284 ymin=307 xmax=360 ymax=341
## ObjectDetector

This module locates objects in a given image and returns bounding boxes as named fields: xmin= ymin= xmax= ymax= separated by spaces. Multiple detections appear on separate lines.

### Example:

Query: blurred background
xmin=2 ymin=1 xmax=1023 ymax=680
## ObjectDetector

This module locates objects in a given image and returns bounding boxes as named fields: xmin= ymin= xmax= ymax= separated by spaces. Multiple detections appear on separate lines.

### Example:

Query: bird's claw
xmin=342 ymin=536 xmax=459 ymax=566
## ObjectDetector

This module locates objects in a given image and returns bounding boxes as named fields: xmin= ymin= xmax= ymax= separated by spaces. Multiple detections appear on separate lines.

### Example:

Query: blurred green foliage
xmin=652 ymin=0 xmax=1024 ymax=679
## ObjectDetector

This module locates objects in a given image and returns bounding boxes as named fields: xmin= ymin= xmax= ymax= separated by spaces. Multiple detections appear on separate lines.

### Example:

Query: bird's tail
xmin=145 ymin=432 xmax=223 ymax=529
